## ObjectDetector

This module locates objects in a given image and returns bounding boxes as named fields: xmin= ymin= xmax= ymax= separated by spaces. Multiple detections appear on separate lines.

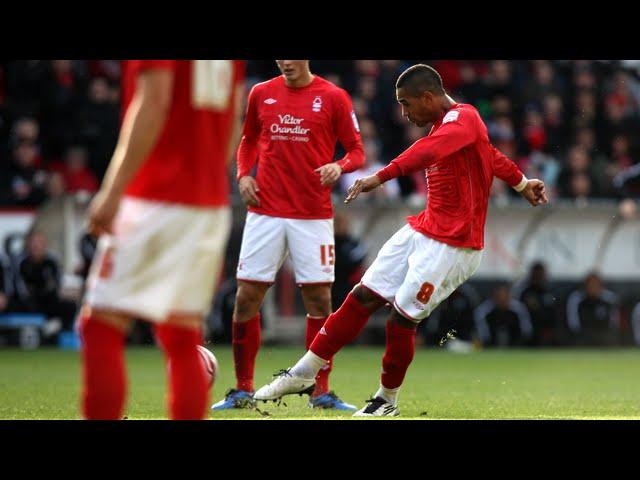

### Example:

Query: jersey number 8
xmin=192 ymin=60 xmax=233 ymax=111
xmin=416 ymin=282 xmax=434 ymax=304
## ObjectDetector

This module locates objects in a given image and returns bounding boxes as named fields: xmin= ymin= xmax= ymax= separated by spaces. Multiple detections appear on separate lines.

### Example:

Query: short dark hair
xmin=396 ymin=64 xmax=445 ymax=97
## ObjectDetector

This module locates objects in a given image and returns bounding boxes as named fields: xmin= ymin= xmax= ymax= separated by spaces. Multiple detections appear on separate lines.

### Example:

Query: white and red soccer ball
xmin=197 ymin=345 xmax=218 ymax=387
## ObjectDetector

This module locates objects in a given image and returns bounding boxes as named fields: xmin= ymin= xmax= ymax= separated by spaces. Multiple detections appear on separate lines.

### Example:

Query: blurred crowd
xmin=0 ymin=60 xmax=119 ymax=207
xmin=2 ymin=60 xmax=640 ymax=208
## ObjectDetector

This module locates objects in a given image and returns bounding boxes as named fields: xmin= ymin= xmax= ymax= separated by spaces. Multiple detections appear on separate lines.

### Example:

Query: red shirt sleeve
xmin=332 ymin=89 xmax=365 ymax=173
xmin=376 ymin=108 xmax=477 ymax=183
xmin=236 ymin=84 xmax=260 ymax=180
xmin=489 ymin=144 xmax=524 ymax=187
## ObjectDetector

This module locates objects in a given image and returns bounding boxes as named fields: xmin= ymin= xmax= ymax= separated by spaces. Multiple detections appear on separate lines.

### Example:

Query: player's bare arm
xmin=344 ymin=174 xmax=382 ymax=204
xmin=238 ymin=175 xmax=260 ymax=207
xmin=315 ymin=163 xmax=343 ymax=186
xmin=226 ymin=84 xmax=246 ymax=166
xmin=519 ymin=178 xmax=549 ymax=207
xmin=88 ymin=69 xmax=174 ymax=236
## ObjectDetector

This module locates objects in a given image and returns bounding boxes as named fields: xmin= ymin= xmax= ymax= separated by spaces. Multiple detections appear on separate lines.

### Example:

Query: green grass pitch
xmin=2 ymin=346 xmax=640 ymax=420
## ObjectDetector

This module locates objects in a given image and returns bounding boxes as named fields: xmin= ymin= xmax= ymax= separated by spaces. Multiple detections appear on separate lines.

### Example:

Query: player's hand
xmin=238 ymin=176 xmax=260 ymax=207
xmin=520 ymin=179 xmax=548 ymax=207
xmin=87 ymin=189 xmax=121 ymax=236
xmin=345 ymin=175 xmax=382 ymax=204
xmin=315 ymin=163 xmax=343 ymax=186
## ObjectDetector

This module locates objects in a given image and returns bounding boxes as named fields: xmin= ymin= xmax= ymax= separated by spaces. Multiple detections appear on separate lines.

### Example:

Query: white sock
xmin=290 ymin=350 xmax=328 ymax=379
xmin=375 ymin=384 xmax=400 ymax=406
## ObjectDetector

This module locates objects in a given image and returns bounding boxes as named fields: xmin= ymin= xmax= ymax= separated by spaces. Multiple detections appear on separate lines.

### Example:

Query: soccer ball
xmin=197 ymin=345 xmax=218 ymax=387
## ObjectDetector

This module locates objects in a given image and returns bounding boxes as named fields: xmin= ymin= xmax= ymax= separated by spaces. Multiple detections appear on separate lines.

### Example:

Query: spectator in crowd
xmin=566 ymin=271 xmax=620 ymax=346
xmin=331 ymin=212 xmax=367 ymax=307
xmin=454 ymin=62 xmax=489 ymax=108
xmin=557 ymin=145 xmax=598 ymax=199
xmin=40 ymin=60 xmax=87 ymax=159
xmin=512 ymin=262 xmax=558 ymax=346
xmin=474 ymin=283 xmax=533 ymax=347
xmin=0 ymin=141 xmax=48 ymax=207
xmin=422 ymin=283 xmax=481 ymax=348
xmin=77 ymin=77 xmax=120 ymax=178
xmin=13 ymin=229 xmax=77 ymax=343
xmin=60 ymin=146 xmax=99 ymax=194
xmin=3 ymin=61 xmax=49 ymax=119
xmin=524 ymin=60 xmax=565 ymax=106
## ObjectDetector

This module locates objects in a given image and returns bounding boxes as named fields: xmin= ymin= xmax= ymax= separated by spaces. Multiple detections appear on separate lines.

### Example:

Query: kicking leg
xmin=254 ymin=283 xmax=386 ymax=401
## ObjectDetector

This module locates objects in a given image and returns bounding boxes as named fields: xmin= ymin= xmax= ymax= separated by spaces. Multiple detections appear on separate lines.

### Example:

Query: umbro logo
xmin=264 ymin=98 xmax=277 ymax=104
xmin=319 ymin=327 xmax=327 ymax=335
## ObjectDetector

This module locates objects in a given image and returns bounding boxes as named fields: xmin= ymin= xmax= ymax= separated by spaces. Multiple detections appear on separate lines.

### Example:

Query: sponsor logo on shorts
xmin=319 ymin=327 xmax=327 ymax=336
xmin=412 ymin=300 xmax=425 ymax=311
xmin=264 ymin=98 xmax=277 ymax=104
xmin=322 ymin=267 xmax=332 ymax=274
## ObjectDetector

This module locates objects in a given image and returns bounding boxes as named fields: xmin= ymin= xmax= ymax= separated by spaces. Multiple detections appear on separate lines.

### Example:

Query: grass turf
xmin=1 ymin=346 xmax=640 ymax=420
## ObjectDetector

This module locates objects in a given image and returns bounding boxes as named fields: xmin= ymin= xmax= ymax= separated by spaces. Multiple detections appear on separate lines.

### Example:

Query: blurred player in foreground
xmin=254 ymin=64 xmax=548 ymax=416
xmin=79 ymin=60 xmax=244 ymax=420
xmin=212 ymin=60 xmax=365 ymax=411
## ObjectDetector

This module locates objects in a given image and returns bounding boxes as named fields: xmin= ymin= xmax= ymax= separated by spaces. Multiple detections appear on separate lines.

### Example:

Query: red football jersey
xmin=122 ymin=60 xmax=245 ymax=207
xmin=236 ymin=75 xmax=365 ymax=219
xmin=377 ymin=103 xmax=525 ymax=250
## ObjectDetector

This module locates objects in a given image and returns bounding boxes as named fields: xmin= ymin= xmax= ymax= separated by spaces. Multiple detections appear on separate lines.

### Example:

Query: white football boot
xmin=352 ymin=397 xmax=400 ymax=417
xmin=253 ymin=369 xmax=315 ymax=402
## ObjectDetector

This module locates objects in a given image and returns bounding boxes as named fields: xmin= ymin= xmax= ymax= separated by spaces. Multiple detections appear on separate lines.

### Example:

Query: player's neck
xmin=284 ymin=72 xmax=314 ymax=88
xmin=433 ymin=95 xmax=456 ymax=119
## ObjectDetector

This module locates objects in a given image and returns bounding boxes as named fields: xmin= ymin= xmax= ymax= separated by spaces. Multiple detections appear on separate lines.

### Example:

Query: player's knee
xmin=301 ymin=287 xmax=332 ymax=316
xmin=351 ymin=283 xmax=384 ymax=310
xmin=155 ymin=324 xmax=199 ymax=355
xmin=234 ymin=283 xmax=267 ymax=320
xmin=390 ymin=309 xmax=419 ymax=330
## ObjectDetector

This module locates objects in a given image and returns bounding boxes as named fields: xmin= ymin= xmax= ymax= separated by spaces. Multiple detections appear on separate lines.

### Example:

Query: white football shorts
xmin=236 ymin=212 xmax=334 ymax=285
xmin=361 ymin=224 xmax=482 ymax=322
xmin=84 ymin=196 xmax=231 ymax=322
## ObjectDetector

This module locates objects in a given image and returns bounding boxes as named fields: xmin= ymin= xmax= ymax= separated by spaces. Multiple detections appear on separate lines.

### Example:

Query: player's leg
xmin=213 ymin=213 xmax=287 ymax=409
xmin=300 ymin=284 xmax=332 ymax=394
xmin=231 ymin=280 xmax=269 ymax=393
xmin=78 ymin=305 xmax=132 ymax=420
xmin=254 ymin=225 xmax=416 ymax=401
xmin=161 ymin=205 xmax=231 ymax=419
xmin=354 ymin=236 xmax=483 ymax=417
xmin=153 ymin=314 xmax=209 ymax=420
xmin=300 ymin=283 xmax=356 ymax=410
xmin=352 ymin=308 xmax=414 ymax=417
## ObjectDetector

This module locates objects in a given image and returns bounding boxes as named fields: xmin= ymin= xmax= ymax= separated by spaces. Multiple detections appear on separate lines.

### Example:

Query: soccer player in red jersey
xmin=254 ymin=64 xmax=549 ymax=416
xmin=79 ymin=60 xmax=245 ymax=420
xmin=212 ymin=60 xmax=365 ymax=411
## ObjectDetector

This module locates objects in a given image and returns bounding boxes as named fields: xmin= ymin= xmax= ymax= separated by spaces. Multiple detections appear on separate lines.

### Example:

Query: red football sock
xmin=305 ymin=315 xmax=332 ymax=396
xmin=155 ymin=323 xmax=208 ymax=420
xmin=381 ymin=320 xmax=416 ymax=390
xmin=232 ymin=313 xmax=261 ymax=392
xmin=79 ymin=313 xmax=127 ymax=420
xmin=309 ymin=293 xmax=375 ymax=361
